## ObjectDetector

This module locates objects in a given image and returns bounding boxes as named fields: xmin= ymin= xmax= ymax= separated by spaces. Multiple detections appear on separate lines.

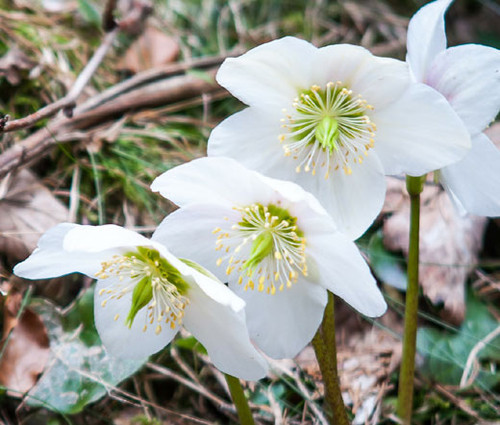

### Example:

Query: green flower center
xmin=95 ymin=246 xmax=190 ymax=334
xmin=213 ymin=203 xmax=307 ymax=294
xmin=279 ymin=81 xmax=376 ymax=178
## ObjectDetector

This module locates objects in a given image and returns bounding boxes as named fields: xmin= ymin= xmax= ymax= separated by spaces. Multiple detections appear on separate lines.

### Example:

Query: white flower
xmin=151 ymin=157 xmax=386 ymax=359
xmin=407 ymin=0 xmax=500 ymax=216
xmin=14 ymin=223 xmax=268 ymax=381
xmin=207 ymin=36 xmax=471 ymax=239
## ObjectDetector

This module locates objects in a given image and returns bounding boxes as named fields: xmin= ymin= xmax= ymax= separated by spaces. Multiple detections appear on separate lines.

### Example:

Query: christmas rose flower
xmin=407 ymin=0 xmax=500 ymax=215
xmin=207 ymin=36 xmax=470 ymax=238
xmin=151 ymin=157 xmax=386 ymax=359
xmin=14 ymin=223 xmax=268 ymax=381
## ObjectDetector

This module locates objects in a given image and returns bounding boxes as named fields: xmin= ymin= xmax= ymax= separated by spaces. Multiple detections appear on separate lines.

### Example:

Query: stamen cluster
xmin=213 ymin=204 xmax=307 ymax=294
xmin=95 ymin=247 xmax=190 ymax=335
xmin=279 ymin=81 xmax=376 ymax=178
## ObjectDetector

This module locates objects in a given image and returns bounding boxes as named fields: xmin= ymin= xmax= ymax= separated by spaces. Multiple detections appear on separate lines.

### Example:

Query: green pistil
xmin=315 ymin=116 xmax=339 ymax=153
xmin=243 ymin=232 xmax=274 ymax=274
xmin=239 ymin=204 xmax=302 ymax=275
xmin=124 ymin=246 xmax=190 ymax=328
xmin=125 ymin=276 xmax=153 ymax=328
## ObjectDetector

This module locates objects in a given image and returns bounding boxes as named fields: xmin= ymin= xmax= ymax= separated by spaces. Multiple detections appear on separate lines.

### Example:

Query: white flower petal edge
xmin=373 ymin=82 xmax=470 ymax=176
xmin=152 ymin=157 xmax=328 ymax=220
xmin=152 ymin=158 xmax=387 ymax=359
xmin=440 ymin=133 xmax=500 ymax=216
xmin=14 ymin=223 xmax=268 ymax=379
xmin=295 ymin=153 xmax=386 ymax=240
xmin=14 ymin=223 xmax=117 ymax=278
xmin=216 ymin=36 xmax=317 ymax=109
xmin=207 ymin=108 xmax=289 ymax=179
xmin=183 ymin=276 xmax=269 ymax=381
xmin=312 ymin=44 xmax=410 ymax=110
xmin=426 ymin=44 xmax=500 ymax=136
xmin=229 ymin=273 xmax=328 ymax=359
xmin=307 ymin=231 xmax=386 ymax=316
xmin=406 ymin=0 xmax=453 ymax=82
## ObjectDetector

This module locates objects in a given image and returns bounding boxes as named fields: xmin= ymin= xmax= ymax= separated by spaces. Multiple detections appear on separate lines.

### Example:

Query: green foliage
xmin=27 ymin=289 xmax=144 ymax=414
xmin=367 ymin=231 xmax=407 ymax=290
xmin=77 ymin=0 xmax=101 ymax=27
xmin=417 ymin=290 xmax=500 ymax=389
xmin=174 ymin=335 xmax=207 ymax=355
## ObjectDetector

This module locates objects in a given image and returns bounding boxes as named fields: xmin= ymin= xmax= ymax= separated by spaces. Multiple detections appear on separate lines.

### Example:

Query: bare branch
xmin=1 ymin=29 xmax=118 ymax=133
xmin=0 ymin=66 xmax=224 ymax=178
xmin=1 ymin=0 xmax=155 ymax=134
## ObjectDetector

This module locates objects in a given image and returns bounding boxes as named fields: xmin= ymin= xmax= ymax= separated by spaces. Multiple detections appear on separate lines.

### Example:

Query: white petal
xmin=295 ymin=153 xmax=386 ymax=240
xmin=407 ymin=0 xmax=453 ymax=82
xmin=426 ymin=44 xmax=500 ymax=136
xmin=94 ymin=277 xmax=178 ymax=359
xmin=313 ymin=44 xmax=410 ymax=109
xmin=207 ymin=107 xmax=287 ymax=175
xmin=63 ymin=224 xmax=150 ymax=252
xmin=373 ymin=82 xmax=470 ymax=176
xmin=14 ymin=223 xmax=111 ymax=279
xmin=307 ymin=231 xmax=386 ymax=317
xmin=229 ymin=278 xmax=327 ymax=359
xmin=183 ymin=274 xmax=268 ymax=380
xmin=152 ymin=157 xmax=275 ymax=208
xmin=152 ymin=204 xmax=236 ymax=283
xmin=216 ymin=37 xmax=317 ymax=108
xmin=440 ymin=133 xmax=500 ymax=216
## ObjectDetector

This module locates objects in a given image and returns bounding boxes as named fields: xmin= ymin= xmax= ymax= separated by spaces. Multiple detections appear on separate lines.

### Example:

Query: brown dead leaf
xmin=0 ymin=286 xmax=50 ymax=395
xmin=0 ymin=169 xmax=69 ymax=261
xmin=0 ymin=47 xmax=36 ymax=86
xmin=383 ymin=177 xmax=487 ymax=325
xmin=119 ymin=25 xmax=179 ymax=74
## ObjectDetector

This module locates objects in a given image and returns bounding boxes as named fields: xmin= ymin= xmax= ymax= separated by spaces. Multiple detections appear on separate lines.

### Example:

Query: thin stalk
xmin=224 ymin=374 xmax=255 ymax=425
xmin=312 ymin=291 xmax=350 ymax=425
xmin=397 ymin=174 xmax=425 ymax=424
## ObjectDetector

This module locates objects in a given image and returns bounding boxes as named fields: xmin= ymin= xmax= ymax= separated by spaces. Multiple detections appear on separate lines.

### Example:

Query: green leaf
xmin=27 ymin=289 xmax=144 ymax=414
xmin=417 ymin=290 xmax=500 ymax=389
xmin=367 ymin=231 xmax=407 ymax=290
xmin=77 ymin=0 xmax=101 ymax=27
xmin=174 ymin=335 xmax=207 ymax=355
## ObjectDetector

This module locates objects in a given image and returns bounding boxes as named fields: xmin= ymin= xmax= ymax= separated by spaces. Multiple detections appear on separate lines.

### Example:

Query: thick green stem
xmin=397 ymin=175 xmax=425 ymax=424
xmin=224 ymin=374 xmax=255 ymax=425
xmin=312 ymin=291 xmax=350 ymax=425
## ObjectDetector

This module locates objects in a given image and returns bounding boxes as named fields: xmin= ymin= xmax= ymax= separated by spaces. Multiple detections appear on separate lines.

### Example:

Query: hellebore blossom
xmin=14 ymin=223 xmax=268 ymax=381
xmin=207 ymin=36 xmax=470 ymax=239
xmin=151 ymin=157 xmax=387 ymax=359
xmin=407 ymin=0 xmax=500 ymax=216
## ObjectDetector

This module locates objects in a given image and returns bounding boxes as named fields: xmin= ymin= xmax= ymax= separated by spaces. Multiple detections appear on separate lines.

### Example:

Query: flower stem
xmin=312 ymin=291 xmax=350 ymax=425
xmin=397 ymin=174 xmax=425 ymax=424
xmin=224 ymin=374 xmax=255 ymax=425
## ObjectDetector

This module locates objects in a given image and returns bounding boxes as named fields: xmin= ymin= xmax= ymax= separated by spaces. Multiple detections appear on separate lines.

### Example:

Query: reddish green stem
xmin=397 ymin=174 xmax=425 ymax=424
xmin=312 ymin=291 xmax=350 ymax=425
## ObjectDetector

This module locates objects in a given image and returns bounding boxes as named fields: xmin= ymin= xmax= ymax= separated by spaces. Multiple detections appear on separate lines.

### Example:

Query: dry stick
xmin=1 ymin=28 xmax=119 ymax=133
xmin=146 ymin=362 xmax=234 ymax=413
xmin=0 ymin=72 xmax=223 ymax=178
xmin=460 ymin=324 xmax=500 ymax=388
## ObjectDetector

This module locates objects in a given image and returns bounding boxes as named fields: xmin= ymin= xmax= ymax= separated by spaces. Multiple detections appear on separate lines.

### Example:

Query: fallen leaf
xmin=0 ymin=47 xmax=36 ymax=86
xmin=26 ymin=291 xmax=144 ymax=414
xmin=0 ymin=169 xmax=69 ymax=261
xmin=0 ymin=286 xmax=50 ymax=395
xmin=118 ymin=25 xmax=179 ymax=73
